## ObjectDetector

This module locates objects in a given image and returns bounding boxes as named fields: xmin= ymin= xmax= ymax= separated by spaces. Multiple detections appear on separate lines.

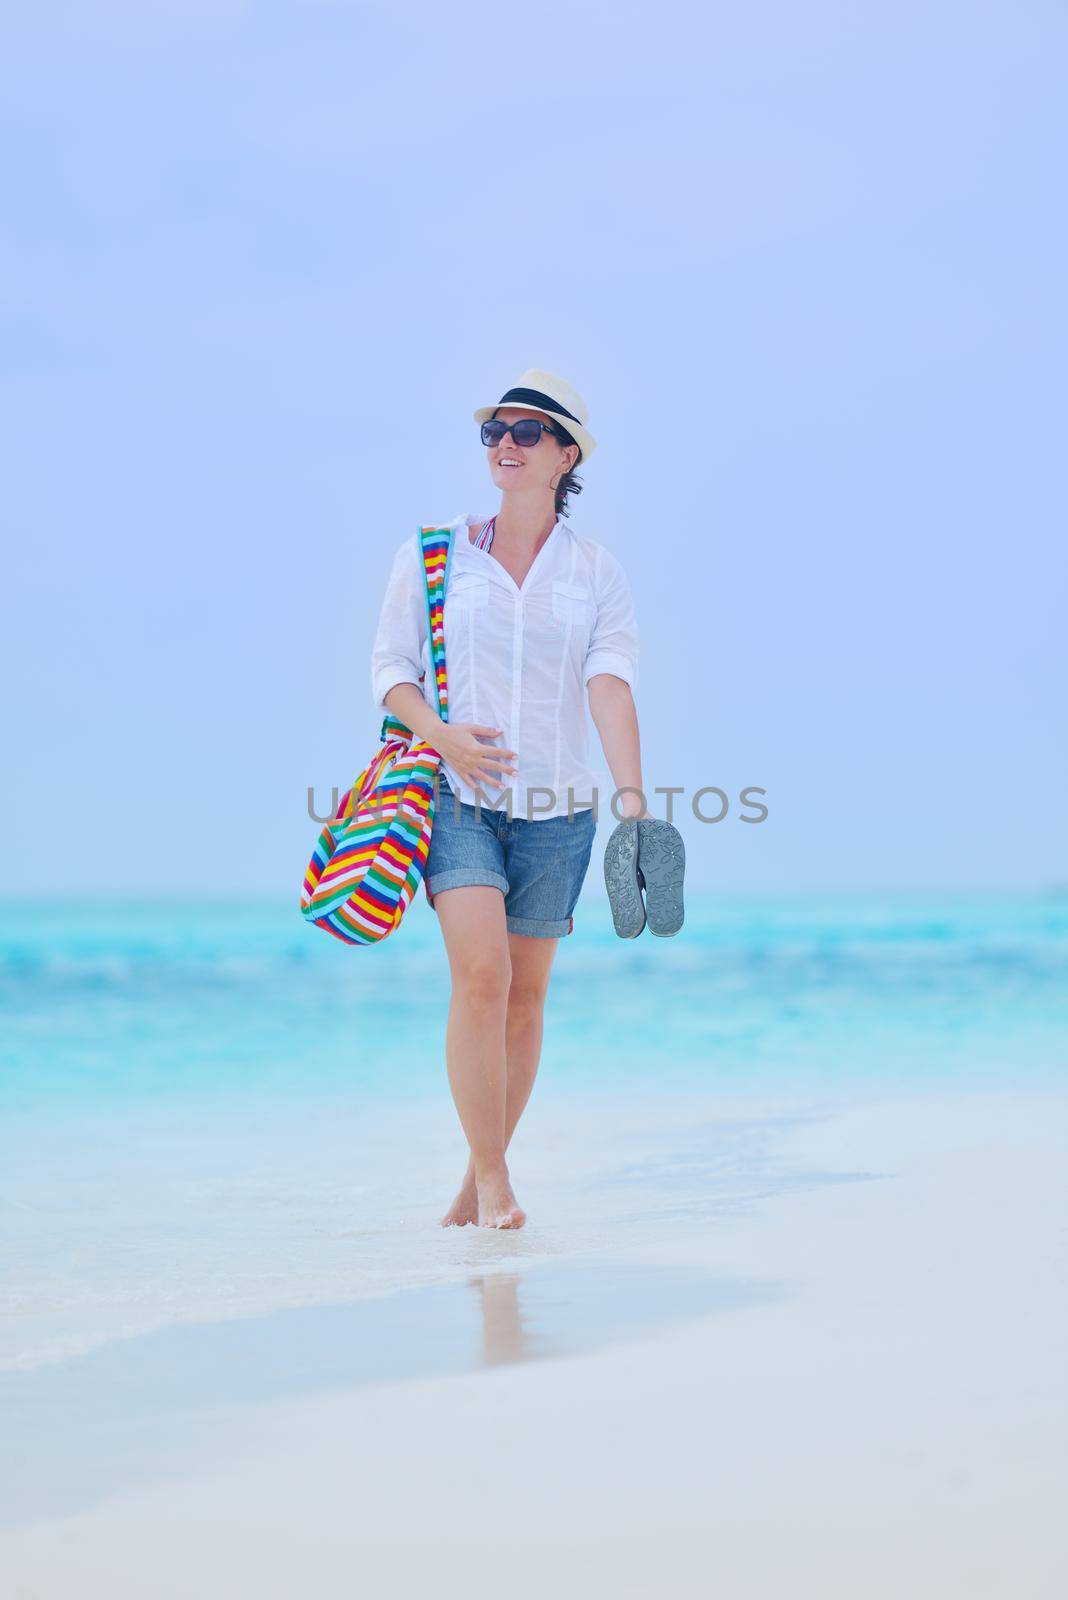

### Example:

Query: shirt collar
xmin=452 ymin=512 xmax=569 ymax=539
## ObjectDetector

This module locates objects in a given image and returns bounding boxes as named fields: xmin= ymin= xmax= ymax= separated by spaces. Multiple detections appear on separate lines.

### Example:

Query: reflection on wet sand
xmin=469 ymin=1272 xmax=528 ymax=1367
xmin=2 ymin=1261 xmax=789 ymax=1528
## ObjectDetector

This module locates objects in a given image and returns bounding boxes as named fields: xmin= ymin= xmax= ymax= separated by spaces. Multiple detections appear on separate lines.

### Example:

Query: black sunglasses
xmin=481 ymin=418 xmax=559 ymax=448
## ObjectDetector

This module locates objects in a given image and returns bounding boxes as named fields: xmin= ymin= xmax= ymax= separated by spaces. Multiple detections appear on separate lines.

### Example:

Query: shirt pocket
xmin=551 ymin=578 xmax=593 ymax=628
xmin=446 ymin=572 xmax=490 ymax=610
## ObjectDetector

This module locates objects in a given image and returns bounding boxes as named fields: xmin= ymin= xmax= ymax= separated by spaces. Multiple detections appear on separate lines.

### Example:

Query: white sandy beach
xmin=3 ymin=1086 xmax=1065 ymax=1598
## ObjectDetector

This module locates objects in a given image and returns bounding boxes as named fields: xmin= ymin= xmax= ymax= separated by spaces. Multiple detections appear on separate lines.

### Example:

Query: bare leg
xmin=441 ymin=925 xmax=559 ymax=1226
xmin=433 ymin=886 xmax=526 ymax=1228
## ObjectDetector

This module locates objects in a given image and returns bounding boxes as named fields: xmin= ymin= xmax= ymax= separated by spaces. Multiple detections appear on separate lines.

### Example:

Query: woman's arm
xmin=370 ymin=537 xmax=429 ymax=715
xmin=382 ymin=682 xmax=447 ymax=745
xmin=383 ymin=683 xmax=518 ymax=790
xmin=584 ymin=545 xmax=648 ymax=819
xmin=587 ymin=676 xmax=650 ymax=820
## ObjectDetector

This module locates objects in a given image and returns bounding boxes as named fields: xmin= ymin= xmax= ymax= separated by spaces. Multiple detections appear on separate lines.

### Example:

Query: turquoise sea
xmin=2 ymin=888 xmax=1066 ymax=1112
xmin=2 ymin=888 xmax=1066 ymax=1375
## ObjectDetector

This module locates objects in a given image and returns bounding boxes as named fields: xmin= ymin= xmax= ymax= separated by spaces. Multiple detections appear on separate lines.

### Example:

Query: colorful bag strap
xmin=378 ymin=524 xmax=455 ymax=746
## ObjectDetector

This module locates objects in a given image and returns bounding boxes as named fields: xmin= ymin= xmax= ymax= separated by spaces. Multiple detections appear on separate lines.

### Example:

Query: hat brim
xmin=473 ymin=402 xmax=596 ymax=462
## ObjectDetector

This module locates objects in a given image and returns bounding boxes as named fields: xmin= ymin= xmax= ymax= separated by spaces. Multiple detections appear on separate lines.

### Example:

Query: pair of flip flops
xmin=603 ymin=818 xmax=685 ymax=938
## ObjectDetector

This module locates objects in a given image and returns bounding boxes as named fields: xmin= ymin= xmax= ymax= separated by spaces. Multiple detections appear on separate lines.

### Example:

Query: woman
xmin=370 ymin=368 xmax=648 ymax=1231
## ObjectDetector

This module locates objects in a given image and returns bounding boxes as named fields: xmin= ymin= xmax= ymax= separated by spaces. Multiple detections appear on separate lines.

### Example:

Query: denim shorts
xmin=424 ymin=776 xmax=598 ymax=938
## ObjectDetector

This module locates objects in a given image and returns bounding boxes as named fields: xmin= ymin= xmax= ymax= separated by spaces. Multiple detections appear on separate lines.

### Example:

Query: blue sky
xmin=2 ymin=0 xmax=1065 ymax=895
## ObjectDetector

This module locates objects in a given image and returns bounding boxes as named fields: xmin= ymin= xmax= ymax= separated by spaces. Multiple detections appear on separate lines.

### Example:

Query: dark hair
xmin=549 ymin=424 xmax=583 ymax=518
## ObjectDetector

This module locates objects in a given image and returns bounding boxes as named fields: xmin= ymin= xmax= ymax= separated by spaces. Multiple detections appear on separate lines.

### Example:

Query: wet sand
xmin=3 ymin=1088 xmax=1065 ymax=1598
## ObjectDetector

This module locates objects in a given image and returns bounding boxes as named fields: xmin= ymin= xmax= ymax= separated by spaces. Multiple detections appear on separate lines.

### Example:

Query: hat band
xmin=496 ymin=386 xmax=581 ymax=426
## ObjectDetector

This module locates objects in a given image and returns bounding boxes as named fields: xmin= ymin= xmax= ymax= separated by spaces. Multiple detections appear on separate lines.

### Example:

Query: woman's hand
xmin=616 ymin=792 xmax=653 ymax=822
xmin=435 ymin=725 xmax=518 ymax=790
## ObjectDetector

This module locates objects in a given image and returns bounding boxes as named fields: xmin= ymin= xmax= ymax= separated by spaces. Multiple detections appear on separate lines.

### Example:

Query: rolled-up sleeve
xmin=370 ymin=535 xmax=428 ymax=714
xmin=583 ymin=545 xmax=640 ymax=691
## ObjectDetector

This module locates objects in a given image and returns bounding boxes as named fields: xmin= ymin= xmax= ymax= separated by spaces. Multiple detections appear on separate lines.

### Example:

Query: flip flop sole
xmin=603 ymin=820 xmax=646 ymax=939
xmin=636 ymin=819 xmax=685 ymax=936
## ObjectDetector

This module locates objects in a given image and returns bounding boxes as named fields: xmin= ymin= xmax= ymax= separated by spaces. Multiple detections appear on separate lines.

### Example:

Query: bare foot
xmin=476 ymin=1166 xmax=526 ymax=1230
xmin=440 ymin=1164 xmax=478 ymax=1228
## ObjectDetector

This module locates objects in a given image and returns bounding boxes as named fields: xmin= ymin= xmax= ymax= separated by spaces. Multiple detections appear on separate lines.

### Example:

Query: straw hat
xmin=474 ymin=367 xmax=597 ymax=462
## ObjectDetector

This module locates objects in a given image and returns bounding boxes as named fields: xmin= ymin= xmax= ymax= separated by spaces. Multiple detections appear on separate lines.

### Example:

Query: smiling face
xmin=487 ymin=406 xmax=580 ymax=502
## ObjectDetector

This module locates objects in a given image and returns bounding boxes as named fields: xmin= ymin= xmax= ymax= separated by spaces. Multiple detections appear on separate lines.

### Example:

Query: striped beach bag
xmin=299 ymin=525 xmax=455 ymax=946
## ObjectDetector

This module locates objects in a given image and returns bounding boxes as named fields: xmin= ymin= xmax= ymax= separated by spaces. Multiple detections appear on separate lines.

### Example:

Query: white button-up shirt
xmin=369 ymin=511 xmax=640 ymax=819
